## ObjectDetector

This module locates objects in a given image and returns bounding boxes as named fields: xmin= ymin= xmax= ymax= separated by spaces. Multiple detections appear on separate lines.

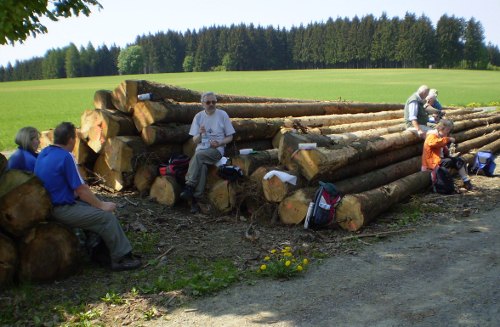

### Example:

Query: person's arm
xmin=75 ymin=184 xmax=116 ymax=212
xmin=423 ymin=103 xmax=439 ymax=115
xmin=210 ymin=134 xmax=233 ymax=148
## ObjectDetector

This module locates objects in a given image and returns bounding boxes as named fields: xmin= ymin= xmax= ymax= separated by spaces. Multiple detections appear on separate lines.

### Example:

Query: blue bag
xmin=470 ymin=151 xmax=496 ymax=177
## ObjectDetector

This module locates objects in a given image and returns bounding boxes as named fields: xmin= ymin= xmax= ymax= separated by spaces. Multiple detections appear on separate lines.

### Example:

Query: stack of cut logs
xmin=2 ymin=79 xmax=499 ymax=287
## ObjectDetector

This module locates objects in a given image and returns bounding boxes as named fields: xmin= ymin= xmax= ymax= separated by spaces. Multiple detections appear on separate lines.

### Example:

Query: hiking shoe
xmin=111 ymin=253 xmax=141 ymax=271
xmin=180 ymin=185 xmax=194 ymax=200
xmin=190 ymin=198 xmax=200 ymax=214
xmin=463 ymin=180 xmax=473 ymax=191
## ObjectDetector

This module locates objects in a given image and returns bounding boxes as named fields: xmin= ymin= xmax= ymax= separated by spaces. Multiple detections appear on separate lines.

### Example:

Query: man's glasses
xmin=205 ymin=100 xmax=217 ymax=105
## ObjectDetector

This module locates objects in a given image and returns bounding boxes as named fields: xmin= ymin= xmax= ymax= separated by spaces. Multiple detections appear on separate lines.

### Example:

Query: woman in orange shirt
xmin=422 ymin=119 xmax=473 ymax=190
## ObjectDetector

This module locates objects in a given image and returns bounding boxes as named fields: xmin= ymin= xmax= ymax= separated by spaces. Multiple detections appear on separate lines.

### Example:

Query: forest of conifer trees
xmin=1 ymin=13 xmax=500 ymax=82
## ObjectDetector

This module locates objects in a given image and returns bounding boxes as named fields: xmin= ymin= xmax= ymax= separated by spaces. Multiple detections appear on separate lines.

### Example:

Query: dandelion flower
xmin=285 ymin=246 xmax=292 ymax=251
xmin=284 ymin=252 xmax=292 ymax=257
xmin=271 ymin=249 xmax=277 ymax=254
xmin=260 ymin=264 xmax=267 ymax=270
xmin=297 ymin=265 xmax=303 ymax=271
xmin=303 ymin=258 xmax=309 ymax=265
xmin=264 ymin=256 xmax=270 ymax=261
xmin=285 ymin=260 xmax=291 ymax=267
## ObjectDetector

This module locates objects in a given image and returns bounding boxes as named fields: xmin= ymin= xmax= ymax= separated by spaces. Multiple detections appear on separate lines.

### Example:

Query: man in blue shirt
xmin=35 ymin=122 xmax=141 ymax=271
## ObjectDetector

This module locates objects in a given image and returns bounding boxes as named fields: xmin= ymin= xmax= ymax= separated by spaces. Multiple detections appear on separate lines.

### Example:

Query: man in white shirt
xmin=180 ymin=92 xmax=236 ymax=213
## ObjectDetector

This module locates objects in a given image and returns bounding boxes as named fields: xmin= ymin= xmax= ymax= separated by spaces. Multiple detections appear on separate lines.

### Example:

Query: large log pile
xmin=39 ymin=79 xmax=499 ymax=233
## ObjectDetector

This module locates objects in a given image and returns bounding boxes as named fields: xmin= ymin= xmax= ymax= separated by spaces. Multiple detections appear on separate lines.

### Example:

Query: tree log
xmin=133 ymin=164 xmax=158 ymax=196
xmin=141 ymin=124 xmax=191 ymax=146
xmin=262 ymin=170 xmax=305 ymax=203
xmin=308 ymin=118 xmax=404 ymax=135
xmin=93 ymin=155 xmax=133 ymax=192
xmin=0 ymin=170 xmax=51 ymax=237
xmin=282 ymin=110 xmax=404 ymax=128
xmin=147 ymin=144 xmax=184 ymax=163
xmin=279 ymin=132 xmax=333 ymax=172
xmin=103 ymin=136 xmax=147 ymax=173
xmin=72 ymin=131 xmax=98 ymax=166
xmin=230 ymin=149 xmax=279 ymax=176
xmin=39 ymin=129 xmax=54 ymax=149
xmin=149 ymin=176 xmax=181 ymax=207
xmin=325 ymin=144 xmax=423 ymax=182
xmin=278 ymin=188 xmax=316 ymax=225
xmin=451 ymin=114 xmax=500 ymax=133
xmin=293 ymin=130 xmax=421 ymax=181
xmin=326 ymin=124 xmax=406 ymax=145
xmin=336 ymin=171 xmax=431 ymax=231
xmin=17 ymin=222 xmax=80 ymax=283
xmin=453 ymin=123 xmax=500 ymax=143
xmin=208 ymin=180 xmax=236 ymax=213
xmin=81 ymin=109 xmax=137 ymax=153
xmin=111 ymin=80 xmax=314 ymax=113
xmin=456 ymin=131 xmax=500 ymax=154
xmin=94 ymin=90 xmax=117 ymax=110
xmin=0 ymin=232 xmax=17 ymax=288
xmin=335 ymin=156 xmax=421 ymax=194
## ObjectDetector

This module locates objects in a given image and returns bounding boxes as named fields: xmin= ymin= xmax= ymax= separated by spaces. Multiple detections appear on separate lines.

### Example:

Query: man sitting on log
xmin=180 ymin=92 xmax=236 ymax=213
xmin=421 ymin=119 xmax=473 ymax=190
xmin=34 ymin=122 xmax=141 ymax=271
xmin=404 ymin=85 xmax=440 ymax=139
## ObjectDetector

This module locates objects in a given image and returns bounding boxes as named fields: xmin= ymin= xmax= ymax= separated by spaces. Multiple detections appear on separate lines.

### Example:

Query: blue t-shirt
xmin=7 ymin=147 xmax=37 ymax=172
xmin=34 ymin=145 xmax=84 ymax=206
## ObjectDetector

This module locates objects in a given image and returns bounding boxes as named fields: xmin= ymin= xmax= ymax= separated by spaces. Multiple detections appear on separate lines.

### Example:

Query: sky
xmin=1 ymin=0 xmax=499 ymax=67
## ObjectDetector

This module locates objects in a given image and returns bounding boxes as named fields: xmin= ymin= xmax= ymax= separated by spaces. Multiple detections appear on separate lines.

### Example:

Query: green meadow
xmin=1 ymin=69 xmax=499 ymax=151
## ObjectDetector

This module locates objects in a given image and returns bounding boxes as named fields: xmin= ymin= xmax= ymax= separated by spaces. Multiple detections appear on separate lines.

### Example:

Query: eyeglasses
xmin=205 ymin=100 xmax=217 ymax=105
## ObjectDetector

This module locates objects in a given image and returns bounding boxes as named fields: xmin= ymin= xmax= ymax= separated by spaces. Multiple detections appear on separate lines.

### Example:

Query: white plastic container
xmin=239 ymin=148 xmax=253 ymax=155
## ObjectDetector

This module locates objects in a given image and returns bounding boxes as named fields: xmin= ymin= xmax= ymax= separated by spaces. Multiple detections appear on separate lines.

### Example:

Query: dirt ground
xmin=140 ymin=160 xmax=500 ymax=326
xmin=1 ymin=156 xmax=499 ymax=326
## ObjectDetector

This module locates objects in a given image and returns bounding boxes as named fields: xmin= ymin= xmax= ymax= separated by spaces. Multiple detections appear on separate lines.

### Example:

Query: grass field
xmin=1 ymin=68 xmax=499 ymax=151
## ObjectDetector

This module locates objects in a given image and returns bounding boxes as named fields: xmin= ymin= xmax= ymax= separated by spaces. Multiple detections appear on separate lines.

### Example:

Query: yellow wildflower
xmin=297 ymin=265 xmax=303 ymax=271
xmin=303 ymin=258 xmax=309 ymax=265
xmin=260 ymin=264 xmax=267 ymax=270
xmin=285 ymin=246 xmax=292 ymax=251
xmin=271 ymin=249 xmax=277 ymax=254
xmin=284 ymin=252 xmax=292 ymax=257
xmin=285 ymin=260 xmax=291 ymax=267
xmin=264 ymin=256 xmax=270 ymax=261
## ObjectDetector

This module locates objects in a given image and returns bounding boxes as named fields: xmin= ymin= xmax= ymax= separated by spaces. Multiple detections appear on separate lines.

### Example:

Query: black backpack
xmin=304 ymin=182 xmax=343 ymax=230
xmin=159 ymin=154 xmax=190 ymax=185
xmin=217 ymin=165 xmax=243 ymax=181
xmin=431 ymin=165 xmax=455 ymax=194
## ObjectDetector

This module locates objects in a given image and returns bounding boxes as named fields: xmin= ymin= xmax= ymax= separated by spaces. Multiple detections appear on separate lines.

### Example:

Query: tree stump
xmin=17 ymin=222 xmax=81 ymax=283
xmin=0 ymin=170 xmax=51 ymax=237
xmin=208 ymin=180 xmax=236 ymax=213
xmin=149 ymin=176 xmax=181 ymax=207
xmin=278 ymin=188 xmax=316 ymax=225
xmin=0 ymin=232 xmax=17 ymax=288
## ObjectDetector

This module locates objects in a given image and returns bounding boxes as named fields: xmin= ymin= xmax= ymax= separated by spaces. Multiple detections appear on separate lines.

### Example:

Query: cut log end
xmin=335 ymin=196 xmax=365 ymax=231
xmin=149 ymin=176 xmax=181 ymax=207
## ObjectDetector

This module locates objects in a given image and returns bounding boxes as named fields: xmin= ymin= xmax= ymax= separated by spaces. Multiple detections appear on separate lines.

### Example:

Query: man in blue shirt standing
xmin=35 ymin=122 xmax=141 ymax=271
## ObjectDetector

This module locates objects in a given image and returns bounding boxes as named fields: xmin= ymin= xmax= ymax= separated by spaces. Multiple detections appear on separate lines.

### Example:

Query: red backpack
xmin=159 ymin=154 xmax=190 ymax=185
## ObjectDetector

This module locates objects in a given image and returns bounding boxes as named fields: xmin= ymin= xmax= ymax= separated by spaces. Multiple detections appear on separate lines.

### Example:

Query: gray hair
xmin=426 ymin=93 xmax=436 ymax=102
xmin=201 ymin=91 xmax=217 ymax=103
xmin=417 ymin=85 xmax=430 ymax=97
xmin=15 ymin=126 xmax=40 ymax=152
xmin=429 ymin=88 xmax=438 ymax=97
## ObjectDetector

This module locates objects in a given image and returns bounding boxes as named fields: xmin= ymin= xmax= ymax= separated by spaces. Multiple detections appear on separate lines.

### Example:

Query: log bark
xmin=456 ymin=131 xmax=500 ymax=154
xmin=141 ymin=124 xmax=191 ymax=146
xmin=133 ymin=164 xmax=158 ymax=196
xmin=278 ymin=188 xmax=316 ymax=225
xmin=336 ymin=171 xmax=432 ymax=231
xmin=308 ymin=118 xmax=404 ymax=135
xmin=17 ymin=222 xmax=81 ymax=282
xmin=93 ymin=90 xmax=117 ymax=110
xmin=111 ymin=79 xmax=314 ymax=112
xmin=293 ymin=130 xmax=421 ymax=181
xmin=0 ymin=170 xmax=51 ymax=237
xmin=149 ymin=176 xmax=181 ymax=207
xmin=326 ymin=124 xmax=406 ymax=145
xmin=208 ymin=180 xmax=236 ymax=213
xmin=334 ymin=156 xmax=421 ymax=194
xmin=452 ymin=114 xmax=500 ymax=133
xmin=93 ymin=155 xmax=133 ymax=192
xmin=0 ymin=232 xmax=17 ymax=288
xmin=325 ymin=144 xmax=423 ymax=182
xmin=230 ymin=149 xmax=279 ymax=176
xmin=262 ymin=170 xmax=305 ymax=203
xmin=147 ymin=144 xmax=184 ymax=163
xmin=103 ymin=136 xmax=147 ymax=173
xmin=453 ymin=123 xmax=500 ymax=143
xmin=81 ymin=109 xmax=137 ymax=153
xmin=282 ymin=110 xmax=404 ymax=128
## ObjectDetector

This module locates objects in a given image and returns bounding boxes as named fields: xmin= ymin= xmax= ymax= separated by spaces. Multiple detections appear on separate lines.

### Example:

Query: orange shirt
xmin=422 ymin=133 xmax=450 ymax=170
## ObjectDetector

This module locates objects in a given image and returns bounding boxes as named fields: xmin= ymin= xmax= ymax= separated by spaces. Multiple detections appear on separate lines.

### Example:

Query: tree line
xmin=2 ymin=13 xmax=500 ymax=82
